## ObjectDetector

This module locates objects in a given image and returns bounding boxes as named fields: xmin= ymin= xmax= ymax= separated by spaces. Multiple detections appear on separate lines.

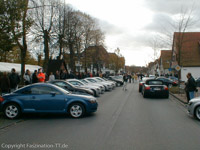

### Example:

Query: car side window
xmin=30 ymin=86 xmax=61 ymax=95
xmin=21 ymin=88 xmax=32 ymax=94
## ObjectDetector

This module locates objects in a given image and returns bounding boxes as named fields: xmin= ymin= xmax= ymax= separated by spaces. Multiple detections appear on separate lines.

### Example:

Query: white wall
xmin=181 ymin=67 xmax=200 ymax=81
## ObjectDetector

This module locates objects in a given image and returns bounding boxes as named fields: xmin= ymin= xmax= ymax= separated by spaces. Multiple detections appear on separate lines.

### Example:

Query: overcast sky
xmin=67 ymin=0 xmax=200 ymax=66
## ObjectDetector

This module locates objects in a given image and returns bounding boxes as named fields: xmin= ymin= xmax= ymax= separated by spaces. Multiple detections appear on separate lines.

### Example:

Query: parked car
xmin=196 ymin=77 xmax=200 ymax=87
xmin=141 ymin=79 xmax=169 ymax=98
xmin=48 ymin=80 xmax=94 ymax=97
xmin=93 ymin=77 xmax=115 ymax=89
xmin=102 ymin=77 xmax=117 ymax=88
xmin=81 ymin=79 xmax=105 ymax=94
xmin=84 ymin=78 xmax=112 ymax=91
xmin=139 ymin=77 xmax=151 ymax=92
xmin=187 ymin=96 xmax=200 ymax=120
xmin=66 ymin=79 xmax=101 ymax=97
xmin=156 ymin=77 xmax=178 ymax=87
xmin=0 ymin=83 xmax=98 ymax=119
xmin=107 ymin=76 xmax=123 ymax=86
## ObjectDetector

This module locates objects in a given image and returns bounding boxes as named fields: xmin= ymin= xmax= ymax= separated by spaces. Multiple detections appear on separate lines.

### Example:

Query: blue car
xmin=0 ymin=83 xmax=98 ymax=119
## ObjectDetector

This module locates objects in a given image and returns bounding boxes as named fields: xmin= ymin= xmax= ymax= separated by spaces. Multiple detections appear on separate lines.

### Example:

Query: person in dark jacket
xmin=9 ymin=68 xmax=20 ymax=92
xmin=0 ymin=72 xmax=10 ymax=95
xmin=185 ymin=73 xmax=196 ymax=102
xmin=55 ymin=70 xmax=60 ymax=79
xmin=32 ymin=70 xmax=38 ymax=83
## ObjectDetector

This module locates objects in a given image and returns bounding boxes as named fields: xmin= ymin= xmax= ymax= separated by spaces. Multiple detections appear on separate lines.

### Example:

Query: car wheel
xmin=164 ymin=94 xmax=169 ymax=99
xmin=143 ymin=92 xmax=147 ymax=98
xmin=195 ymin=106 xmax=200 ymax=120
xmin=69 ymin=103 xmax=85 ymax=118
xmin=3 ymin=103 xmax=21 ymax=119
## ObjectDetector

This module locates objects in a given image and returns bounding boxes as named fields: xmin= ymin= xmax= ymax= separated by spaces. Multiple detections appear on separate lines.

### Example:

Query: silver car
xmin=187 ymin=96 xmax=200 ymax=120
xmin=66 ymin=79 xmax=101 ymax=97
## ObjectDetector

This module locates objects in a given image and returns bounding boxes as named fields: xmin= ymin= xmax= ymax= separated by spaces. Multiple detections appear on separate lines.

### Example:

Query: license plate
xmin=154 ymin=88 xmax=161 ymax=91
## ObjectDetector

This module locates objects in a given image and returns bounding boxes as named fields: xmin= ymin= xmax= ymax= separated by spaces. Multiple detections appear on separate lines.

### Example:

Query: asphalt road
xmin=0 ymin=83 xmax=200 ymax=150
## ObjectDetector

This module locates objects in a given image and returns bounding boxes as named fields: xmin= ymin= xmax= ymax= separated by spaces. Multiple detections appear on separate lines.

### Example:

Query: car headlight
xmin=89 ymin=98 xmax=97 ymax=103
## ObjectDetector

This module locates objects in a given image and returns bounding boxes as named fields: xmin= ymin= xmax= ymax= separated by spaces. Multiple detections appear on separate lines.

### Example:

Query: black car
xmin=49 ymin=80 xmax=94 ymax=97
xmin=142 ymin=79 xmax=169 ymax=98
xmin=107 ymin=76 xmax=123 ymax=86
xmin=156 ymin=77 xmax=178 ymax=87
xmin=139 ymin=77 xmax=151 ymax=92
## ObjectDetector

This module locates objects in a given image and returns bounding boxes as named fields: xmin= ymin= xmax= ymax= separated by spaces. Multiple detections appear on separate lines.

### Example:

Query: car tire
xmin=143 ymin=92 xmax=147 ymax=98
xmin=195 ymin=106 xmax=200 ymax=120
xmin=3 ymin=103 xmax=21 ymax=119
xmin=164 ymin=94 xmax=169 ymax=99
xmin=69 ymin=103 xmax=85 ymax=118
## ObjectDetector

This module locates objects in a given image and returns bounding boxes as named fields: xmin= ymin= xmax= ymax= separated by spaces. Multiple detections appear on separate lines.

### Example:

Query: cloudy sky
xmin=67 ymin=0 xmax=200 ymax=66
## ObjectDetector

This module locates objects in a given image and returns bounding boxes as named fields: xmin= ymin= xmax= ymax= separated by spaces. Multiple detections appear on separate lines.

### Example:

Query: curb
xmin=169 ymin=92 xmax=188 ymax=104
xmin=0 ymin=119 xmax=23 ymax=130
xmin=0 ymin=113 xmax=24 ymax=130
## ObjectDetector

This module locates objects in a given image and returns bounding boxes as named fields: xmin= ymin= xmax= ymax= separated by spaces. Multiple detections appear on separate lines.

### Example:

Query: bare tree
xmin=31 ymin=0 xmax=57 ymax=72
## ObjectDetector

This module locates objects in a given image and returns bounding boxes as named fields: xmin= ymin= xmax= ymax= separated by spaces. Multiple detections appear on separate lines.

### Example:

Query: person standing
xmin=0 ymin=72 xmax=10 ymax=95
xmin=37 ymin=68 xmax=45 ymax=83
xmin=123 ymin=73 xmax=128 ymax=91
xmin=48 ymin=72 xmax=55 ymax=81
xmin=185 ymin=73 xmax=196 ymax=102
xmin=24 ymin=69 xmax=32 ymax=85
xmin=32 ymin=70 xmax=38 ymax=83
xmin=9 ymin=68 xmax=20 ymax=92
xmin=55 ymin=70 xmax=60 ymax=79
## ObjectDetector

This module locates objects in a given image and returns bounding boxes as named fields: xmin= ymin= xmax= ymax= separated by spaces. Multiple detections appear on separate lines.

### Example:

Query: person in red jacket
xmin=37 ymin=68 xmax=45 ymax=82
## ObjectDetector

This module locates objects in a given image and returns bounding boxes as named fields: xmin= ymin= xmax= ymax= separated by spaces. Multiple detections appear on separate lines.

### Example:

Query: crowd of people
xmin=0 ymin=68 xmax=114 ymax=95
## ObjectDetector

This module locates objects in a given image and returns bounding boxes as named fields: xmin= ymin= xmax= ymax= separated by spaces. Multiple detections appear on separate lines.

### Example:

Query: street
xmin=1 ymin=83 xmax=200 ymax=150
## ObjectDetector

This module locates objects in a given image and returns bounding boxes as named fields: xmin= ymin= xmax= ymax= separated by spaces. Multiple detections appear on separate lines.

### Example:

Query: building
xmin=171 ymin=32 xmax=200 ymax=81
xmin=159 ymin=50 xmax=172 ymax=75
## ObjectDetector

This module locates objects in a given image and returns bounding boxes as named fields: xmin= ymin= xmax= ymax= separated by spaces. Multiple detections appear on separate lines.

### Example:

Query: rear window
xmin=147 ymin=80 xmax=163 ymax=85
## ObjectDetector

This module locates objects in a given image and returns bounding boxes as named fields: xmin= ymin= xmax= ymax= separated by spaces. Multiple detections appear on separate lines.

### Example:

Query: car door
xmin=30 ymin=86 xmax=66 ymax=112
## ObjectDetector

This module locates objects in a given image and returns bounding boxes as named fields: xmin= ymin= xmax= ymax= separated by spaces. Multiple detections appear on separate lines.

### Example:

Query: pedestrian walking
xmin=24 ymin=69 xmax=32 ymax=85
xmin=185 ymin=72 xmax=197 ymax=103
xmin=123 ymin=73 xmax=128 ymax=91
xmin=0 ymin=72 xmax=10 ymax=95
xmin=9 ymin=68 xmax=20 ymax=92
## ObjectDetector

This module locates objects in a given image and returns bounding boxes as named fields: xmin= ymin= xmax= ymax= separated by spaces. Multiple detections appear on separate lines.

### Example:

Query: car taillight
xmin=139 ymin=83 xmax=143 ymax=86
xmin=0 ymin=97 xmax=4 ymax=102
xmin=145 ymin=86 xmax=151 ymax=90
xmin=173 ymin=81 xmax=177 ymax=85
xmin=164 ymin=86 xmax=168 ymax=90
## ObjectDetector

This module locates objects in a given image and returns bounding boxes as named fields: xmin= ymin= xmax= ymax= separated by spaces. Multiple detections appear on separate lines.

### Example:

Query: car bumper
xmin=144 ymin=90 xmax=169 ymax=97
xmin=87 ymin=103 xmax=98 ymax=113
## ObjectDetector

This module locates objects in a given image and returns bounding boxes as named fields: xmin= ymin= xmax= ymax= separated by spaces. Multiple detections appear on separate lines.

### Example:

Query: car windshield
xmin=87 ymin=79 xmax=97 ymax=83
xmin=96 ymin=78 xmax=103 ymax=82
xmin=81 ymin=80 xmax=88 ymax=84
